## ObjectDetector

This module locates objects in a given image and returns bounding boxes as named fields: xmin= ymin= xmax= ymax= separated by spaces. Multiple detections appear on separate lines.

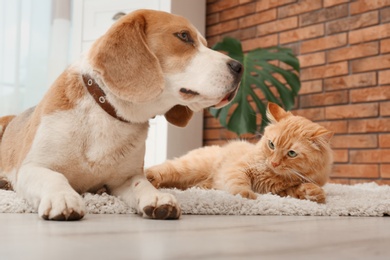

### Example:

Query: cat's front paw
xmin=234 ymin=190 xmax=257 ymax=200
xmin=145 ymin=168 xmax=161 ymax=188
xmin=297 ymin=183 xmax=326 ymax=203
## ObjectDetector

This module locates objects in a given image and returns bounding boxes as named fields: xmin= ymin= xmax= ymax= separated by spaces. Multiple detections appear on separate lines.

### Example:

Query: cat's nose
xmin=271 ymin=161 xmax=280 ymax=168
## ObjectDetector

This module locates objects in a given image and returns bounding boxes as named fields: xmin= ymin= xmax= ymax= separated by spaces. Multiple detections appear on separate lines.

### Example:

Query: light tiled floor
xmin=1 ymin=213 xmax=390 ymax=260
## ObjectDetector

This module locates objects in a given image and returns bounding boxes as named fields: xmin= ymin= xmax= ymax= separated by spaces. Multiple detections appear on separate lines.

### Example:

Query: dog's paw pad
xmin=49 ymin=210 xmax=84 ymax=221
xmin=155 ymin=204 xmax=177 ymax=219
xmin=167 ymin=206 xmax=180 ymax=219
xmin=143 ymin=205 xmax=155 ymax=218
xmin=155 ymin=205 xmax=170 ymax=219
xmin=138 ymin=191 xmax=181 ymax=220
xmin=142 ymin=204 xmax=180 ymax=220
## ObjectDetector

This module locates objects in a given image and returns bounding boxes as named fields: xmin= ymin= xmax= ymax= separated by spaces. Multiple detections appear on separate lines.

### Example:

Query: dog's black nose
xmin=227 ymin=60 xmax=243 ymax=76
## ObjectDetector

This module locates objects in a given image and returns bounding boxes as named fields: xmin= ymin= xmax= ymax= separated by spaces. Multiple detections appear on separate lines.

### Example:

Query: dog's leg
xmin=111 ymin=174 xmax=181 ymax=220
xmin=17 ymin=165 xmax=85 ymax=221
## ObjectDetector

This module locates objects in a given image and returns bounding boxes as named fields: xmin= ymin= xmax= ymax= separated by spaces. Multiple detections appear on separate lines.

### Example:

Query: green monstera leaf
xmin=209 ymin=37 xmax=301 ymax=135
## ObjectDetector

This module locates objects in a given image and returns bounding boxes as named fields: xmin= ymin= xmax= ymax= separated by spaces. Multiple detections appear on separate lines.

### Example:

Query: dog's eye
xmin=175 ymin=31 xmax=193 ymax=43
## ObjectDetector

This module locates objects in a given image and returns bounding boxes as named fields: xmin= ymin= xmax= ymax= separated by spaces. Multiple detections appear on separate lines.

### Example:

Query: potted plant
xmin=210 ymin=37 xmax=301 ymax=135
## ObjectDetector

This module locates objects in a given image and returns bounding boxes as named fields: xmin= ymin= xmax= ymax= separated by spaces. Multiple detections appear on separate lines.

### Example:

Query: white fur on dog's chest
xmin=23 ymin=100 xmax=149 ymax=192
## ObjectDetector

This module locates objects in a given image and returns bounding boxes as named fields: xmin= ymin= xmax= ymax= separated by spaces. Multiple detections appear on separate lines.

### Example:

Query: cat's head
xmin=258 ymin=102 xmax=333 ymax=186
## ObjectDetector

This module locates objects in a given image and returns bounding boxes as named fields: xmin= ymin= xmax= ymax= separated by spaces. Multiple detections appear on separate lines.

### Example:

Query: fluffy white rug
xmin=1 ymin=183 xmax=389 ymax=217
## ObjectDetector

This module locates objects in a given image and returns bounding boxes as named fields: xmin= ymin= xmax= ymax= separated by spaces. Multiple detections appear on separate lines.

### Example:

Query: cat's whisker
xmin=255 ymin=113 xmax=269 ymax=124
xmin=303 ymin=172 xmax=319 ymax=185
xmin=290 ymin=170 xmax=307 ymax=183
xmin=286 ymin=171 xmax=294 ymax=183
xmin=290 ymin=169 xmax=318 ymax=185
xmin=254 ymin=132 xmax=263 ymax=140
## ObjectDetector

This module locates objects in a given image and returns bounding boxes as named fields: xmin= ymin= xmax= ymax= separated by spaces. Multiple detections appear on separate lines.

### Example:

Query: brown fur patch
xmin=0 ymin=115 xmax=16 ymax=140
xmin=164 ymin=105 xmax=193 ymax=127
xmin=42 ymin=70 xmax=85 ymax=114
xmin=144 ymin=11 xmax=200 ymax=74
xmin=0 ymin=177 xmax=12 ymax=190
xmin=89 ymin=10 xmax=165 ymax=104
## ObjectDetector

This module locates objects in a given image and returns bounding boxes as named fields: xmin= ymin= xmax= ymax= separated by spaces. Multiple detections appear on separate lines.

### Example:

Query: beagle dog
xmin=0 ymin=9 xmax=242 ymax=220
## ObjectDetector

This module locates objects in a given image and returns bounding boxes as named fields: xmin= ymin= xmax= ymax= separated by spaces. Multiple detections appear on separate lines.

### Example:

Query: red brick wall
xmin=204 ymin=0 xmax=390 ymax=184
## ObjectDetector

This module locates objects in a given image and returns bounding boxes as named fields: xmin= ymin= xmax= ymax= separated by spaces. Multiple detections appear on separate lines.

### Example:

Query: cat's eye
xmin=268 ymin=140 xmax=275 ymax=150
xmin=287 ymin=150 xmax=298 ymax=158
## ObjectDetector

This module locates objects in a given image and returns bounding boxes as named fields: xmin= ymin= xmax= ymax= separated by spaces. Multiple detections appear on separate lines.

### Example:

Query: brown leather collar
xmin=82 ymin=74 xmax=130 ymax=123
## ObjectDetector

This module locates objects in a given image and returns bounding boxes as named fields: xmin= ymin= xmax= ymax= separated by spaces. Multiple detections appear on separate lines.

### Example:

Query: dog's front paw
xmin=38 ymin=190 xmax=85 ymax=221
xmin=138 ymin=192 xmax=181 ymax=220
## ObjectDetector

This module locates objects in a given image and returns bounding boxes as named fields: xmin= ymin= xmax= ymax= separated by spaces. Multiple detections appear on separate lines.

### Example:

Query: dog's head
xmin=89 ymin=9 xmax=242 ymax=127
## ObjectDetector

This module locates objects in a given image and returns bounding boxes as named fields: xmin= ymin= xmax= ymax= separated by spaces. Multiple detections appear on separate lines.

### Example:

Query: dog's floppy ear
xmin=165 ymin=105 xmax=193 ymax=127
xmin=89 ymin=11 xmax=164 ymax=103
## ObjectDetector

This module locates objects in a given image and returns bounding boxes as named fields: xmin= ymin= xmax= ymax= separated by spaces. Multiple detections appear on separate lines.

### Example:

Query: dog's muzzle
xmin=212 ymin=59 xmax=242 ymax=109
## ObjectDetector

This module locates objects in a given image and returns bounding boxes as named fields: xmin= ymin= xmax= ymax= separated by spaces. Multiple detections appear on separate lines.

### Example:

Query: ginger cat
xmin=146 ymin=102 xmax=333 ymax=203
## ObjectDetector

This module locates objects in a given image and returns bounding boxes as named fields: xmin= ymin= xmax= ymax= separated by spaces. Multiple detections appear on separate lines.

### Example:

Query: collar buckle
xmin=81 ymin=74 xmax=130 ymax=123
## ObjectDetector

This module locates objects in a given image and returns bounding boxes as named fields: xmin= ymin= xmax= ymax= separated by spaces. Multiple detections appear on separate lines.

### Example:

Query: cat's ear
xmin=267 ymin=102 xmax=291 ymax=123
xmin=310 ymin=129 xmax=334 ymax=150
xmin=313 ymin=129 xmax=334 ymax=143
